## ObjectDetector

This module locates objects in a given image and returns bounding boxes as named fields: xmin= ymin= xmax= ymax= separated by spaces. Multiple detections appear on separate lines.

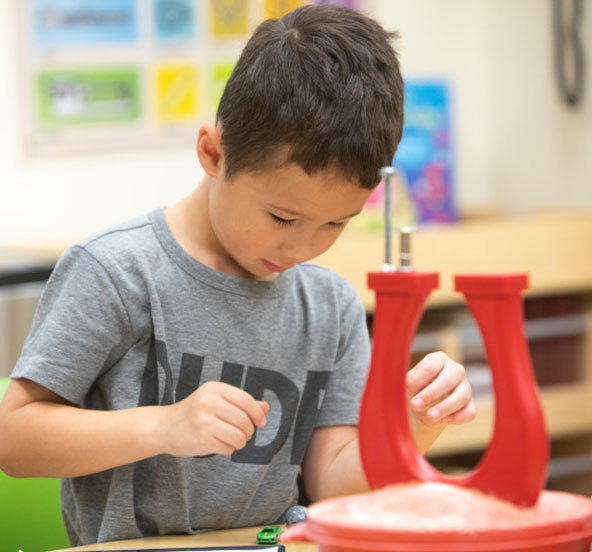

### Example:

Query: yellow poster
xmin=264 ymin=0 xmax=307 ymax=19
xmin=209 ymin=0 xmax=248 ymax=37
xmin=155 ymin=64 xmax=199 ymax=122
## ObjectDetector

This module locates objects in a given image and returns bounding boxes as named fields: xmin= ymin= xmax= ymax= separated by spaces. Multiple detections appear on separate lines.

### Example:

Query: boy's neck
xmin=164 ymin=177 xmax=272 ymax=280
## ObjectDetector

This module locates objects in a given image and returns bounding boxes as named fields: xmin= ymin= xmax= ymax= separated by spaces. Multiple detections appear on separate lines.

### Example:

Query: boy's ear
xmin=196 ymin=122 xmax=224 ymax=178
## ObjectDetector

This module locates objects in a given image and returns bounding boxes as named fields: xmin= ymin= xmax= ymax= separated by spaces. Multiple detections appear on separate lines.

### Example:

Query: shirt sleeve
xmin=11 ymin=245 xmax=135 ymax=405
xmin=315 ymin=279 xmax=370 ymax=427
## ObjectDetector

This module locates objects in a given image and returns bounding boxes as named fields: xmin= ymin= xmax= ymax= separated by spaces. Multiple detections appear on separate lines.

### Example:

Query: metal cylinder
xmin=398 ymin=225 xmax=416 ymax=272
xmin=378 ymin=166 xmax=396 ymax=272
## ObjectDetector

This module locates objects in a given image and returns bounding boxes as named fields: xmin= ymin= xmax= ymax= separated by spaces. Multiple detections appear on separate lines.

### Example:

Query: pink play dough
xmin=309 ymin=482 xmax=592 ymax=534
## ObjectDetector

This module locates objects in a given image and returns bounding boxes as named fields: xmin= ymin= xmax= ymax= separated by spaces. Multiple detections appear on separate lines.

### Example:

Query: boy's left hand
xmin=406 ymin=352 xmax=476 ymax=443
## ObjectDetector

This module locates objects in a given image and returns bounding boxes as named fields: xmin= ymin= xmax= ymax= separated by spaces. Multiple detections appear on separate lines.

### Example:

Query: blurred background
xmin=1 ymin=0 xmax=592 ymax=500
xmin=0 ymin=0 xmax=590 ymax=246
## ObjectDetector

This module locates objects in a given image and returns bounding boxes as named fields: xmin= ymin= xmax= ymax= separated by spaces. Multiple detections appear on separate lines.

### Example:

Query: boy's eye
xmin=270 ymin=213 xmax=296 ymax=226
xmin=328 ymin=221 xmax=345 ymax=228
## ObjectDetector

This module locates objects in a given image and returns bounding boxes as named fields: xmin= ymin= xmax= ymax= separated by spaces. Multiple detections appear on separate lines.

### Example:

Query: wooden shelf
xmin=428 ymin=382 xmax=592 ymax=457
xmin=315 ymin=209 xmax=592 ymax=310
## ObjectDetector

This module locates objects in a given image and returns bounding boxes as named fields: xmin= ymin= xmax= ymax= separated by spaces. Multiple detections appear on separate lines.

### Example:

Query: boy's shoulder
xmin=58 ymin=210 xmax=163 ymax=281
xmin=71 ymin=209 xmax=164 ymax=264
xmin=79 ymin=211 xmax=155 ymax=252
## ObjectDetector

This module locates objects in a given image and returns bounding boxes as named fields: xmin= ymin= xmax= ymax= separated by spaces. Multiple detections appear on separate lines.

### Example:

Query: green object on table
xmin=0 ymin=378 xmax=70 ymax=552
xmin=256 ymin=525 xmax=282 ymax=545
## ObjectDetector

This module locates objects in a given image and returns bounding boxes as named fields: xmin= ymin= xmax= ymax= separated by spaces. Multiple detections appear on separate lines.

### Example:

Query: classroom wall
xmin=486 ymin=1 xmax=592 ymax=213
xmin=1 ymin=0 xmax=591 ymax=248
xmin=373 ymin=0 xmax=592 ymax=214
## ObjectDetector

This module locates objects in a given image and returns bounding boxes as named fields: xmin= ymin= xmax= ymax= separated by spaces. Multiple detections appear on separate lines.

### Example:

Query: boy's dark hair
xmin=216 ymin=5 xmax=404 ymax=189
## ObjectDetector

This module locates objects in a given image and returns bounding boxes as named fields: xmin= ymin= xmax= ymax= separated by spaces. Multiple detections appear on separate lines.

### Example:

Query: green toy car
xmin=257 ymin=525 xmax=282 ymax=544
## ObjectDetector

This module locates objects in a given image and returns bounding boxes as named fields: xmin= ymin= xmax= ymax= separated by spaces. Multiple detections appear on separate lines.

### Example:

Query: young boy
xmin=0 ymin=5 xmax=475 ymax=547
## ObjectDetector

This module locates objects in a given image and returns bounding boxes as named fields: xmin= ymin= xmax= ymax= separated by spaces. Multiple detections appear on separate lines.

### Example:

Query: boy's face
xmin=208 ymin=163 xmax=372 ymax=280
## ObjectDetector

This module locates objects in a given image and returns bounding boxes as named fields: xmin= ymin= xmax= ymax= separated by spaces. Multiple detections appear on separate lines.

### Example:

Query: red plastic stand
xmin=358 ymin=272 xmax=549 ymax=507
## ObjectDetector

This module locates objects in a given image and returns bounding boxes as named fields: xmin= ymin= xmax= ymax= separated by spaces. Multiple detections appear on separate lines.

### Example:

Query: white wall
xmin=370 ymin=0 xmax=497 ymax=211
xmin=1 ymin=0 xmax=591 ymax=249
xmin=487 ymin=1 xmax=592 ymax=212
xmin=373 ymin=0 xmax=592 ymax=214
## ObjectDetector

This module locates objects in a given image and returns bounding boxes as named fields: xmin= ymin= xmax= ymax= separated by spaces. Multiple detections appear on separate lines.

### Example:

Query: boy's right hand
xmin=164 ymin=381 xmax=269 ymax=457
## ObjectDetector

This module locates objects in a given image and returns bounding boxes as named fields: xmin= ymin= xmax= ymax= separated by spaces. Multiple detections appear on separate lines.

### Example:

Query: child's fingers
xmin=218 ymin=383 xmax=268 ymax=428
xmin=172 ymin=383 xmax=270 ymax=456
xmin=212 ymin=419 xmax=254 ymax=452
xmin=406 ymin=352 xmax=448 ymax=399
xmin=216 ymin=401 xmax=258 ymax=441
xmin=215 ymin=400 xmax=269 ymax=440
xmin=257 ymin=400 xmax=270 ymax=417
xmin=440 ymin=395 xmax=477 ymax=425
xmin=409 ymin=358 xmax=465 ymax=411
xmin=424 ymin=379 xmax=474 ymax=423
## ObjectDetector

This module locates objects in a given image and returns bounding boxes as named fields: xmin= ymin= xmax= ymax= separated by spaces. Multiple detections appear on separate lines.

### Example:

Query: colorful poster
xmin=209 ymin=0 xmax=249 ymax=37
xmin=356 ymin=81 xmax=457 ymax=229
xmin=36 ymin=68 xmax=141 ymax=125
xmin=154 ymin=0 xmax=196 ymax=40
xmin=210 ymin=62 xmax=235 ymax=113
xmin=32 ymin=0 xmax=137 ymax=48
xmin=264 ymin=0 xmax=306 ymax=19
xmin=21 ymin=0 xmax=370 ymax=155
xmin=394 ymin=81 xmax=457 ymax=224
xmin=155 ymin=64 xmax=199 ymax=122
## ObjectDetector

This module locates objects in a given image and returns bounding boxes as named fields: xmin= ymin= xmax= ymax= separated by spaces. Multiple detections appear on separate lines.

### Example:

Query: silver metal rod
xmin=379 ymin=166 xmax=396 ymax=272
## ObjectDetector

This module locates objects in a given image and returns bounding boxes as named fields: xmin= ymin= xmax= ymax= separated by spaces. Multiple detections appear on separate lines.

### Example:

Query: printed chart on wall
xmin=17 ymin=0 xmax=362 ymax=157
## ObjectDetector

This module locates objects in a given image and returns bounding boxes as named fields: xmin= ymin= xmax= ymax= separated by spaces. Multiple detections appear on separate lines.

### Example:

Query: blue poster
xmin=32 ymin=0 xmax=138 ymax=47
xmin=393 ymin=81 xmax=457 ymax=224
xmin=154 ymin=0 xmax=196 ymax=39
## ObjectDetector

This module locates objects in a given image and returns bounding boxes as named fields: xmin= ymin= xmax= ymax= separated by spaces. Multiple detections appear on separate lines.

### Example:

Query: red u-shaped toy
xmin=358 ymin=271 xmax=549 ymax=507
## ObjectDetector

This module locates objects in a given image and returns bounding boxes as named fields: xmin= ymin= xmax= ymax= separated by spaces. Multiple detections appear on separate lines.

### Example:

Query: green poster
xmin=36 ymin=67 xmax=141 ymax=125
xmin=210 ymin=61 xmax=235 ymax=113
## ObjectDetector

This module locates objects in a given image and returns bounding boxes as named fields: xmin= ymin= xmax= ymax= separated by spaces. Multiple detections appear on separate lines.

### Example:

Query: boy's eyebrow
xmin=269 ymin=204 xmax=363 ymax=221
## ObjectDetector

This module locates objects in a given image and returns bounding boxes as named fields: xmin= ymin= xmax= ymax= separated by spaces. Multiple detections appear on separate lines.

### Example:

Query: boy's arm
xmin=0 ymin=378 xmax=268 ymax=478
xmin=0 ymin=378 xmax=168 ymax=477
xmin=301 ymin=418 xmax=451 ymax=502
xmin=301 ymin=425 xmax=367 ymax=501
xmin=301 ymin=352 xmax=476 ymax=502
xmin=300 ymin=423 xmax=438 ymax=502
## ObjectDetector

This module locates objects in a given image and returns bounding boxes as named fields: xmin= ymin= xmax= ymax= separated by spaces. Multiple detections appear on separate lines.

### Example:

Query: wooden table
xmin=52 ymin=526 xmax=317 ymax=551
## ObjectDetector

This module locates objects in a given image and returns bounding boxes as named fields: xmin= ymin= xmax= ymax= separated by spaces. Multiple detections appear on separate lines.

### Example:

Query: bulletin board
xmin=17 ymin=0 xmax=361 ymax=157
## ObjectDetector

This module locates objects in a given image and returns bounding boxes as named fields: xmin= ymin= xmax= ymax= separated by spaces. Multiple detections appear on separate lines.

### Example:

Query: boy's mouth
xmin=262 ymin=259 xmax=288 ymax=273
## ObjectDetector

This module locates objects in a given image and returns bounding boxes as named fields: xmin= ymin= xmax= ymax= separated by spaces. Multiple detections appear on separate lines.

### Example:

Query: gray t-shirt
xmin=12 ymin=208 xmax=370 ymax=546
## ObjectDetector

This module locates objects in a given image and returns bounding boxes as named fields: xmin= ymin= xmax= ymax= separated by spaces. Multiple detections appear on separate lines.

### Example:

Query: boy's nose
xmin=279 ymin=238 xmax=316 ymax=266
